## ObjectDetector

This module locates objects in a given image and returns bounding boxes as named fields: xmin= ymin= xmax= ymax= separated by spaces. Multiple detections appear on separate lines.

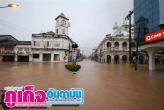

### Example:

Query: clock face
xmin=61 ymin=20 xmax=66 ymax=26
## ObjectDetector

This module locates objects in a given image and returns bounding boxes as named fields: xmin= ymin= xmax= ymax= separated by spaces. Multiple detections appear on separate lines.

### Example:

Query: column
xmin=29 ymin=55 xmax=33 ymax=62
xmin=39 ymin=53 xmax=43 ymax=62
xmin=105 ymin=55 xmax=107 ymax=63
xmin=15 ymin=55 xmax=18 ymax=62
xmin=148 ymin=50 xmax=155 ymax=71
xmin=119 ymin=42 xmax=123 ymax=51
xmin=51 ymin=53 xmax=54 ymax=62
xmin=111 ymin=55 xmax=114 ymax=63
xmin=120 ymin=55 xmax=122 ymax=63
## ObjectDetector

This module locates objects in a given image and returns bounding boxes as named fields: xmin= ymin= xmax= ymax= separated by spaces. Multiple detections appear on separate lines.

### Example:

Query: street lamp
xmin=0 ymin=3 xmax=19 ymax=8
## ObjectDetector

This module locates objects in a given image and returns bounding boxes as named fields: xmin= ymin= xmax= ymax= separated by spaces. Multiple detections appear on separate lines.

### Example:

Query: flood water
xmin=0 ymin=60 xmax=164 ymax=110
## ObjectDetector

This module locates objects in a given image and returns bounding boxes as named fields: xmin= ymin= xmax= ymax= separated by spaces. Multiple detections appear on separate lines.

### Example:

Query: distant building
xmin=94 ymin=21 xmax=136 ymax=63
xmin=31 ymin=13 xmax=74 ymax=62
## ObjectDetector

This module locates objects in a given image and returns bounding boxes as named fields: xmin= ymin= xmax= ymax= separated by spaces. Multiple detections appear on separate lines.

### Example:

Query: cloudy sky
xmin=0 ymin=0 xmax=133 ymax=55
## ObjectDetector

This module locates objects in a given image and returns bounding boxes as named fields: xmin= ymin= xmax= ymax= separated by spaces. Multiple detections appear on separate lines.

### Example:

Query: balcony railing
xmin=17 ymin=51 xmax=31 ymax=55
xmin=0 ymin=51 xmax=15 ymax=55
xmin=103 ymin=48 xmax=120 ymax=51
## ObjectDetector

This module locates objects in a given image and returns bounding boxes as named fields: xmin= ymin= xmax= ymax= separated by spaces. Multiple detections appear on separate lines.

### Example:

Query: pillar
xmin=39 ymin=53 xmax=43 ymax=62
xmin=111 ymin=55 xmax=114 ymax=63
xmin=15 ymin=55 xmax=18 ymax=62
xmin=105 ymin=55 xmax=107 ymax=63
xmin=148 ymin=50 xmax=155 ymax=71
xmin=51 ymin=53 xmax=54 ymax=62
xmin=120 ymin=55 xmax=122 ymax=63
xmin=29 ymin=55 xmax=33 ymax=62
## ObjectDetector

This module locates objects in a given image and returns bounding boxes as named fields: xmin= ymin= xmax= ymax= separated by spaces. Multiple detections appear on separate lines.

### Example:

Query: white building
xmin=32 ymin=13 xmax=74 ymax=62
xmin=15 ymin=41 xmax=32 ymax=62
xmin=95 ymin=21 xmax=136 ymax=63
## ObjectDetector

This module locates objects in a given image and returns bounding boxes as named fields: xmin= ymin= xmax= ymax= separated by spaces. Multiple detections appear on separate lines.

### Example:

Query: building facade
xmin=31 ymin=13 xmax=74 ymax=62
xmin=0 ymin=35 xmax=31 ymax=62
xmin=94 ymin=21 xmax=136 ymax=64
xmin=15 ymin=41 xmax=32 ymax=62
xmin=134 ymin=0 xmax=164 ymax=70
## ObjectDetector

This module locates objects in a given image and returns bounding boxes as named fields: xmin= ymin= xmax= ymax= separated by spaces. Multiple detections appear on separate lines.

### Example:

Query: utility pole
xmin=126 ymin=11 xmax=134 ymax=64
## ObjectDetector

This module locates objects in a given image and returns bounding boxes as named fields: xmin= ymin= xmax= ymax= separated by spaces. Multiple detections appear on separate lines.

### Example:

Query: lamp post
xmin=0 ymin=3 xmax=19 ymax=8
xmin=126 ymin=10 xmax=134 ymax=64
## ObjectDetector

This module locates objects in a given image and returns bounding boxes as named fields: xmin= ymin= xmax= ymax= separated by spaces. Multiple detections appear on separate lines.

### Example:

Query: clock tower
xmin=55 ymin=13 xmax=70 ymax=36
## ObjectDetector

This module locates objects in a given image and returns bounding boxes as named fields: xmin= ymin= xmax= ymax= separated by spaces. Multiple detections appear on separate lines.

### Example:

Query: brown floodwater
xmin=0 ymin=60 xmax=164 ymax=110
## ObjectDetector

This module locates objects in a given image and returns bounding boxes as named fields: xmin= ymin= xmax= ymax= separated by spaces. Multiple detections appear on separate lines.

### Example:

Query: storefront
xmin=17 ymin=56 xmax=29 ymax=62
xmin=140 ymin=29 xmax=164 ymax=71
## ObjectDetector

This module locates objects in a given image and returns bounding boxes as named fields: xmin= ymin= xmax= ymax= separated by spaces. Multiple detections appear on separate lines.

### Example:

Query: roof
xmin=55 ymin=13 xmax=69 ymax=20
xmin=0 ymin=41 xmax=17 ymax=46
xmin=0 ymin=35 xmax=18 ymax=42
xmin=0 ymin=35 xmax=31 ymax=46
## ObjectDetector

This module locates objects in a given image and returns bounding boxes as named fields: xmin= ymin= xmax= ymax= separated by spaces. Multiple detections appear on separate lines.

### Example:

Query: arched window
xmin=107 ymin=42 xmax=111 ymax=48
xmin=114 ymin=42 xmax=119 ymax=49
xmin=122 ymin=42 xmax=127 ymax=49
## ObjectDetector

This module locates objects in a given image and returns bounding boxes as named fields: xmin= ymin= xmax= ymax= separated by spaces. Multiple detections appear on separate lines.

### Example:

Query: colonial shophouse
xmin=31 ymin=13 xmax=74 ymax=62
xmin=94 ymin=21 xmax=136 ymax=63
xmin=0 ymin=35 xmax=32 ymax=62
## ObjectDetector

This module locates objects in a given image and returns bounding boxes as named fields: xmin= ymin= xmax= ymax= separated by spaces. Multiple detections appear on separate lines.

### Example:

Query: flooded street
xmin=0 ymin=60 xmax=164 ymax=110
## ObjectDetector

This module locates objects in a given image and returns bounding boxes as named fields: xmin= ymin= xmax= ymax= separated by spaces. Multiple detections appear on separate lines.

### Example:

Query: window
xmin=122 ymin=42 xmax=127 ymax=49
xmin=54 ymin=43 xmax=60 ymax=47
xmin=33 ymin=41 xmax=36 ymax=46
xmin=62 ymin=29 xmax=65 ymax=34
xmin=17 ymin=47 xmax=23 ymax=51
xmin=114 ymin=42 xmax=119 ymax=49
xmin=107 ymin=42 xmax=111 ymax=48
xmin=47 ymin=41 xmax=50 ymax=47
xmin=24 ymin=48 xmax=29 ymax=51
xmin=33 ymin=54 xmax=39 ymax=59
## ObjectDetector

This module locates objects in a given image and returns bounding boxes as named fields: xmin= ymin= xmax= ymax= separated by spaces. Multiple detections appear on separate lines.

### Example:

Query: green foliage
xmin=65 ymin=64 xmax=81 ymax=72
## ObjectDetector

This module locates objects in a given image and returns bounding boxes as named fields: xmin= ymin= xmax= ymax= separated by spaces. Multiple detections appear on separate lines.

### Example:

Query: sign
xmin=2 ymin=85 xmax=84 ymax=109
xmin=145 ymin=29 xmax=164 ymax=43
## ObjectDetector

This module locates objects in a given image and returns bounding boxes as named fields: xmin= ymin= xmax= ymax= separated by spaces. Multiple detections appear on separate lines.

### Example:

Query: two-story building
xmin=31 ymin=13 xmax=74 ymax=62
xmin=0 ymin=35 xmax=32 ymax=62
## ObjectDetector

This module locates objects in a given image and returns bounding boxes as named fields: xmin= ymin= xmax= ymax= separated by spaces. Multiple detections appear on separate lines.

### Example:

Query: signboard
xmin=145 ymin=29 xmax=164 ymax=43
xmin=3 ymin=85 xmax=84 ymax=108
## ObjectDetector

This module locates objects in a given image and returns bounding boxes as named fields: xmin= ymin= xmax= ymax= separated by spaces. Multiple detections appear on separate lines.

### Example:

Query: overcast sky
xmin=0 ymin=0 xmax=133 ymax=55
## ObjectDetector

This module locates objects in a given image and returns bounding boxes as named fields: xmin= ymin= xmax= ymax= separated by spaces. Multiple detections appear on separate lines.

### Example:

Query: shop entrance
xmin=43 ymin=54 xmax=51 ymax=61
